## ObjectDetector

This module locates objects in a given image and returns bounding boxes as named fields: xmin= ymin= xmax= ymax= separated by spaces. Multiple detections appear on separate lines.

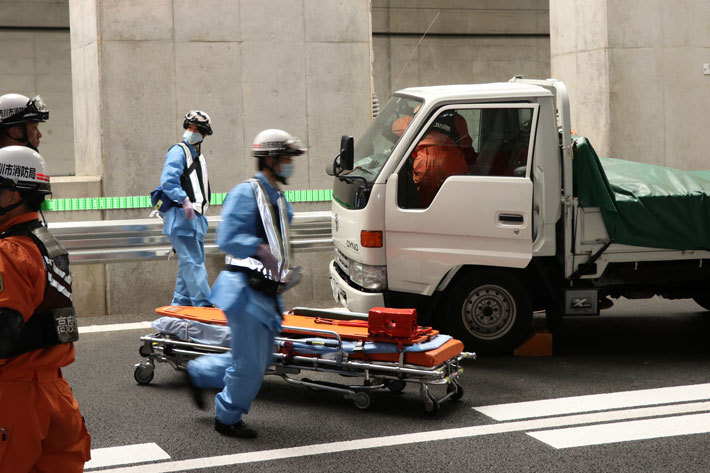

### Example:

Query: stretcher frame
xmin=133 ymin=310 xmax=475 ymax=415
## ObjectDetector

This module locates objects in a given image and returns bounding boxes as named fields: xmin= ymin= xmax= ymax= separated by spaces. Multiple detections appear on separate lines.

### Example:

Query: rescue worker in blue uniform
xmin=160 ymin=110 xmax=213 ymax=307
xmin=186 ymin=129 xmax=305 ymax=438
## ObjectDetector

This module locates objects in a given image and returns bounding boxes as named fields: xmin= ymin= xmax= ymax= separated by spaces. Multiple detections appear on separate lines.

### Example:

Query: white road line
xmin=474 ymin=383 xmax=710 ymax=420
xmin=95 ymin=401 xmax=710 ymax=473
xmin=84 ymin=443 xmax=170 ymax=470
xmin=79 ymin=321 xmax=153 ymax=334
xmin=528 ymin=412 xmax=710 ymax=449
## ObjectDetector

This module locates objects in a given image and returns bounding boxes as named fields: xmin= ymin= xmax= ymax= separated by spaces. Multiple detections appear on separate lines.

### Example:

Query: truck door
xmin=384 ymin=103 xmax=538 ymax=295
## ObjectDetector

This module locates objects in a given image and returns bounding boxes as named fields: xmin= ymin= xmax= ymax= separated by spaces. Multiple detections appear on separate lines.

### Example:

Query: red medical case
xmin=368 ymin=307 xmax=418 ymax=339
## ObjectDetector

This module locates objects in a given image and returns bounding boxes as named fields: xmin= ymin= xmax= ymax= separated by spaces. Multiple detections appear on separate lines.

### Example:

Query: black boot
xmin=184 ymin=371 xmax=206 ymax=410
xmin=215 ymin=419 xmax=257 ymax=438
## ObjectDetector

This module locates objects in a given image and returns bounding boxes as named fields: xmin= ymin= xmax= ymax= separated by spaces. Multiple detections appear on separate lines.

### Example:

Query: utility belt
xmin=225 ymin=264 xmax=282 ymax=297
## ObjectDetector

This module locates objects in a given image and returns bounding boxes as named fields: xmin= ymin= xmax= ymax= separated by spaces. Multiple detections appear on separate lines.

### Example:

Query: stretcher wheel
xmin=352 ymin=392 xmax=371 ymax=410
xmin=134 ymin=363 xmax=154 ymax=385
xmin=423 ymin=394 xmax=440 ymax=415
xmin=386 ymin=379 xmax=406 ymax=394
xmin=139 ymin=343 xmax=153 ymax=357
xmin=447 ymin=381 xmax=464 ymax=401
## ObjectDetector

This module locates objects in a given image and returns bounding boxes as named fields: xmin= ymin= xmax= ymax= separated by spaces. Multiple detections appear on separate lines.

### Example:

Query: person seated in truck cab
xmin=393 ymin=110 xmax=476 ymax=208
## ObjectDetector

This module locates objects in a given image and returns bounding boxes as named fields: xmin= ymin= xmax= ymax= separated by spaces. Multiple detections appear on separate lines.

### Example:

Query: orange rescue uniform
xmin=0 ymin=212 xmax=91 ymax=473
xmin=411 ymin=131 xmax=468 ymax=208
xmin=392 ymin=113 xmax=475 ymax=208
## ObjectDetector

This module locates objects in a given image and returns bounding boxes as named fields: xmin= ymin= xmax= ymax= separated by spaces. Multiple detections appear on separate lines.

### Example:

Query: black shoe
xmin=184 ymin=372 xmax=206 ymax=410
xmin=215 ymin=419 xmax=257 ymax=438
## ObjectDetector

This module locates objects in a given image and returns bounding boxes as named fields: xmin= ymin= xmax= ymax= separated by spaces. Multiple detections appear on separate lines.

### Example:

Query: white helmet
xmin=183 ymin=110 xmax=213 ymax=135
xmin=0 ymin=94 xmax=49 ymax=126
xmin=0 ymin=146 xmax=51 ymax=194
xmin=251 ymin=129 xmax=306 ymax=158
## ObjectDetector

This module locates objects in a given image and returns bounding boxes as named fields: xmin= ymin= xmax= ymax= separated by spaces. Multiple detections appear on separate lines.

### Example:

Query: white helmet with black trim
xmin=0 ymin=146 xmax=51 ymax=195
xmin=183 ymin=110 xmax=213 ymax=135
xmin=0 ymin=94 xmax=49 ymax=126
xmin=251 ymin=129 xmax=306 ymax=158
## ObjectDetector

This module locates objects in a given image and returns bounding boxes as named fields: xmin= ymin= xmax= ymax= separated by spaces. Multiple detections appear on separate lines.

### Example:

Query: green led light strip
xmin=41 ymin=189 xmax=333 ymax=212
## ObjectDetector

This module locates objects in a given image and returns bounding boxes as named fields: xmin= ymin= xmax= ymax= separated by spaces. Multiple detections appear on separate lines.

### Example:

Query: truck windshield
xmin=333 ymin=95 xmax=423 ymax=209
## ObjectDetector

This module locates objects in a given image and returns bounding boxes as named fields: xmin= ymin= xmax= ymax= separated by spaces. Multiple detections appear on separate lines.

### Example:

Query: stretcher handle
xmin=278 ymin=325 xmax=345 ymax=363
xmin=289 ymin=306 xmax=369 ymax=321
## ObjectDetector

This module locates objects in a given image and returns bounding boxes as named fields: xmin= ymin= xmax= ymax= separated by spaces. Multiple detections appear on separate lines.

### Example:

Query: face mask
xmin=277 ymin=163 xmax=294 ymax=180
xmin=183 ymin=130 xmax=203 ymax=145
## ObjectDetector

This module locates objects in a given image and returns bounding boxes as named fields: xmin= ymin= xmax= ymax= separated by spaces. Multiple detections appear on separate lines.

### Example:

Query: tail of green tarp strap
xmin=41 ymin=189 xmax=333 ymax=212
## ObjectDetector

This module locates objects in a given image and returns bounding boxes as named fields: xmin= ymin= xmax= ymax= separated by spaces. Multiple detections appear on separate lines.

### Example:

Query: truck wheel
xmin=444 ymin=270 xmax=532 ymax=354
xmin=693 ymin=296 xmax=710 ymax=311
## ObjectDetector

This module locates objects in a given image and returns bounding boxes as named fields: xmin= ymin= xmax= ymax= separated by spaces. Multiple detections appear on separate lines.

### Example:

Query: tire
xmin=139 ymin=343 xmax=153 ymax=358
xmin=352 ymin=392 xmax=371 ymax=410
xmin=386 ymin=379 xmax=406 ymax=394
xmin=693 ymin=295 xmax=710 ymax=312
xmin=447 ymin=381 xmax=464 ymax=401
xmin=134 ymin=363 xmax=154 ymax=385
xmin=422 ymin=393 xmax=439 ymax=416
xmin=443 ymin=270 xmax=533 ymax=354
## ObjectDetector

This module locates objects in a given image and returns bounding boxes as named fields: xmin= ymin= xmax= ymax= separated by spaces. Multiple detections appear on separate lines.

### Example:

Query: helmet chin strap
xmin=0 ymin=200 xmax=23 ymax=216
xmin=263 ymin=157 xmax=288 ymax=185
xmin=12 ymin=124 xmax=37 ymax=151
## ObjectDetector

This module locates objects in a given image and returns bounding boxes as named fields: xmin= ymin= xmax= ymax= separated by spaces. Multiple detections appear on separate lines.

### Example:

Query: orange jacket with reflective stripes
xmin=0 ymin=212 xmax=75 ymax=373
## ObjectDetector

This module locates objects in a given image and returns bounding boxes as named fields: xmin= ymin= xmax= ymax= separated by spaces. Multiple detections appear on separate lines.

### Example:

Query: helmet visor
xmin=27 ymin=95 xmax=49 ymax=121
xmin=283 ymin=138 xmax=306 ymax=156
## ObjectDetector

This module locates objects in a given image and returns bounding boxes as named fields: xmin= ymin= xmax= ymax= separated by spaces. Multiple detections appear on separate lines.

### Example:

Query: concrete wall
xmin=550 ymin=0 xmax=710 ymax=169
xmin=0 ymin=0 xmax=75 ymax=176
xmin=372 ymin=0 xmax=550 ymax=102
xmin=65 ymin=0 xmax=373 ymax=316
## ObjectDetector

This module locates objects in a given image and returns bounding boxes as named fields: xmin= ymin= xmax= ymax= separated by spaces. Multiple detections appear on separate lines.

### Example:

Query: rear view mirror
xmin=339 ymin=135 xmax=354 ymax=171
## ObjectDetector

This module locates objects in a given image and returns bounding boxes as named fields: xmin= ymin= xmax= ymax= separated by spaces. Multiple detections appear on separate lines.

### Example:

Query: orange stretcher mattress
xmin=154 ymin=306 xmax=463 ymax=367
xmin=349 ymin=338 xmax=464 ymax=367
xmin=155 ymin=305 xmax=227 ymax=325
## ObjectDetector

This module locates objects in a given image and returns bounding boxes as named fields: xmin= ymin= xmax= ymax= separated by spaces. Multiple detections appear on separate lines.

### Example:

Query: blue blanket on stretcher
xmin=278 ymin=335 xmax=452 ymax=355
xmin=152 ymin=316 xmax=452 ymax=354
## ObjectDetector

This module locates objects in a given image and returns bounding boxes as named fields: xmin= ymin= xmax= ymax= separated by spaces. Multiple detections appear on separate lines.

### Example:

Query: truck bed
xmin=573 ymin=136 xmax=710 ymax=251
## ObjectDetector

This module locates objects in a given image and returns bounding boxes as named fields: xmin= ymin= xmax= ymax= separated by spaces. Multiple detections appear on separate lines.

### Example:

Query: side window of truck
xmin=470 ymin=107 xmax=532 ymax=178
xmin=397 ymin=107 xmax=533 ymax=209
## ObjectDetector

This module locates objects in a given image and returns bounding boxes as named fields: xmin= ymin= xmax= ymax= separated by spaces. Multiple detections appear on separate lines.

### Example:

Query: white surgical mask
xmin=277 ymin=163 xmax=294 ymax=179
xmin=183 ymin=130 xmax=203 ymax=145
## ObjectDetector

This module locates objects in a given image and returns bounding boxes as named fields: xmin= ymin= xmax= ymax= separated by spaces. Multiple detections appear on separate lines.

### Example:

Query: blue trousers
xmin=187 ymin=309 xmax=276 ymax=425
xmin=168 ymin=234 xmax=211 ymax=307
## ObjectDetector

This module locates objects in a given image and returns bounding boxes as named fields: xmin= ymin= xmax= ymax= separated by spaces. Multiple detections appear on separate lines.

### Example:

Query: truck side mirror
xmin=339 ymin=135 xmax=354 ymax=171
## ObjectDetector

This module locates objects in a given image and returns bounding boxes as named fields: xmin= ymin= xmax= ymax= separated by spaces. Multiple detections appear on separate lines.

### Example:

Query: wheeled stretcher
xmin=134 ymin=306 xmax=475 ymax=415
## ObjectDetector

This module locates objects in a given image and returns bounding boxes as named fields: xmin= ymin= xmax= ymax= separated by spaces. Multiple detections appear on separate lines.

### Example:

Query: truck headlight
xmin=349 ymin=261 xmax=387 ymax=290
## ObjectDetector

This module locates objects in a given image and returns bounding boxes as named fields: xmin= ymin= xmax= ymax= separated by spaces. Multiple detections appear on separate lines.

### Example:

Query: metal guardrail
xmin=48 ymin=211 xmax=333 ymax=264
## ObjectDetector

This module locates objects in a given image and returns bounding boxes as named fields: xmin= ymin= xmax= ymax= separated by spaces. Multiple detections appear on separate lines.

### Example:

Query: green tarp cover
xmin=572 ymin=136 xmax=710 ymax=250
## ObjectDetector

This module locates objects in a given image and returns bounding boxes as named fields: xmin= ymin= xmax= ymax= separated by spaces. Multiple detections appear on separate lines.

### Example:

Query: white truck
xmin=326 ymin=77 xmax=710 ymax=353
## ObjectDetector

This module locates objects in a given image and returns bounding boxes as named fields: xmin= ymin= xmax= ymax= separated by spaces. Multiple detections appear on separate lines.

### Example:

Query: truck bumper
xmin=328 ymin=259 xmax=385 ymax=313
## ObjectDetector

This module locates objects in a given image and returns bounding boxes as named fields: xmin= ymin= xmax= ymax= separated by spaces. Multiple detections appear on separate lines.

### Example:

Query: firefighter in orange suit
xmin=0 ymin=146 xmax=91 ymax=473
xmin=392 ymin=110 xmax=474 ymax=208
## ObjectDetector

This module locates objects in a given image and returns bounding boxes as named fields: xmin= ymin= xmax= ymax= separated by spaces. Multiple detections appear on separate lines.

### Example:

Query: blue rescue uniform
xmin=187 ymin=172 xmax=293 ymax=425
xmin=160 ymin=142 xmax=211 ymax=307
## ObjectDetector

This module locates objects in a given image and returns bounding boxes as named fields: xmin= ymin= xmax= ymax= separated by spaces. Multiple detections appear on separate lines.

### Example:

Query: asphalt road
xmin=67 ymin=296 xmax=710 ymax=472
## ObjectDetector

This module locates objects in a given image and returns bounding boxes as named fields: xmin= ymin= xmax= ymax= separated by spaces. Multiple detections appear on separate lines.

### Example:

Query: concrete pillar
xmin=68 ymin=0 xmax=373 ymax=316
xmin=550 ymin=0 xmax=710 ymax=169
